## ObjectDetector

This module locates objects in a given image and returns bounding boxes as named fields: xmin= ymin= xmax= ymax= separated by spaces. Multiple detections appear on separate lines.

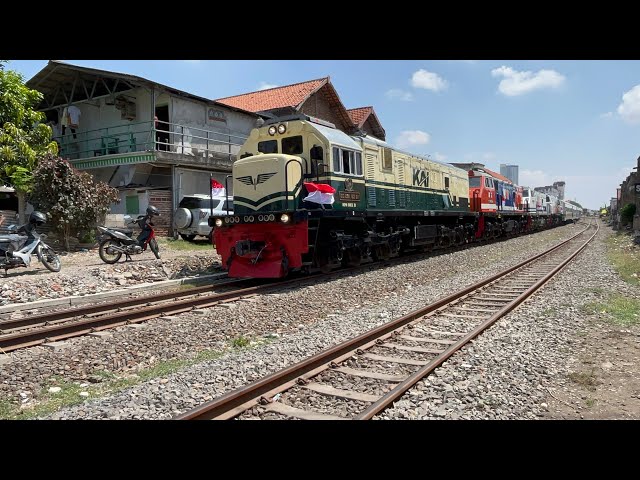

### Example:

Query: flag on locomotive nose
xmin=303 ymin=182 xmax=336 ymax=205
xmin=211 ymin=179 xmax=225 ymax=197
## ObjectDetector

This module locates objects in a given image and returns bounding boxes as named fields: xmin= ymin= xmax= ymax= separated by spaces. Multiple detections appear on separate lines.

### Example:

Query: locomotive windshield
xmin=469 ymin=177 xmax=481 ymax=187
xmin=258 ymin=140 xmax=278 ymax=154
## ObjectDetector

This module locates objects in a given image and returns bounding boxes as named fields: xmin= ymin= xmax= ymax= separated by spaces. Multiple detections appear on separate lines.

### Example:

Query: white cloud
xmin=600 ymin=111 xmax=613 ymax=119
xmin=385 ymin=89 xmax=414 ymax=101
xmin=257 ymin=82 xmax=279 ymax=91
xmin=617 ymin=85 xmax=640 ymax=123
xmin=433 ymin=152 xmax=447 ymax=162
xmin=396 ymin=130 xmax=431 ymax=149
xmin=519 ymin=169 xmax=553 ymax=188
xmin=410 ymin=69 xmax=448 ymax=92
xmin=491 ymin=66 xmax=565 ymax=96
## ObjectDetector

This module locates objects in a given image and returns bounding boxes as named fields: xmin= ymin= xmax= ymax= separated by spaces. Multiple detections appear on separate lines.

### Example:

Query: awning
xmin=72 ymin=152 xmax=156 ymax=170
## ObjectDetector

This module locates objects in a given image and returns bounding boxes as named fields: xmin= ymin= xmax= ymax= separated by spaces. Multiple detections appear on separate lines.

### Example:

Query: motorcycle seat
xmin=109 ymin=228 xmax=134 ymax=236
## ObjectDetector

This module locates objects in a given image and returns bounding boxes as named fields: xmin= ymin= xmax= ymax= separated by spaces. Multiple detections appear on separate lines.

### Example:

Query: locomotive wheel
xmin=343 ymin=247 xmax=361 ymax=267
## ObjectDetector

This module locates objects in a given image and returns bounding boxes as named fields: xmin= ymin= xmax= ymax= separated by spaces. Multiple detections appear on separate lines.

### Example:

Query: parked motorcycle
xmin=96 ymin=206 xmax=161 ymax=264
xmin=0 ymin=211 xmax=61 ymax=274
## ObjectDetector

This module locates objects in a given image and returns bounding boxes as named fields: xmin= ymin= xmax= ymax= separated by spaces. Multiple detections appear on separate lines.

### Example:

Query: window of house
xmin=258 ymin=140 xmax=278 ymax=154
xmin=382 ymin=147 xmax=393 ymax=170
xmin=282 ymin=136 xmax=303 ymax=155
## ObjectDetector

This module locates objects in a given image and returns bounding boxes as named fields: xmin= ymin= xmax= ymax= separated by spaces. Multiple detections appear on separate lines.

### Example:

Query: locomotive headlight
xmin=234 ymin=216 xmax=240 ymax=223
xmin=224 ymin=217 xmax=230 ymax=224
xmin=268 ymin=126 xmax=277 ymax=136
xmin=248 ymin=216 xmax=254 ymax=222
xmin=280 ymin=213 xmax=290 ymax=223
xmin=215 ymin=218 xmax=223 ymax=227
xmin=268 ymin=214 xmax=275 ymax=221
xmin=277 ymin=124 xmax=286 ymax=134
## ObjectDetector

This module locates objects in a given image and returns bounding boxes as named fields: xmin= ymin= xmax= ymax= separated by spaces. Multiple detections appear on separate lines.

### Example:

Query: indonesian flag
xmin=211 ymin=179 xmax=225 ymax=197
xmin=303 ymin=182 xmax=336 ymax=205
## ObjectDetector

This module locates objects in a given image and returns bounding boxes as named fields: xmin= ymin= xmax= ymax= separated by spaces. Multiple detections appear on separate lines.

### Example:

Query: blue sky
xmin=8 ymin=60 xmax=640 ymax=210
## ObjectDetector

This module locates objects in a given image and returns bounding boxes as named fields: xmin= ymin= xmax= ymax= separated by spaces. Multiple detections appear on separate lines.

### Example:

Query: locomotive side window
xmin=331 ymin=146 xmax=363 ymax=176
xmin=382 ymin=147 xmax=393 ymax=171
xmin=444 ymin=176 xmax=450 ymax=189
xmin=258 ymin=140 xmax=278 ymax=154
xmin=282 ymin=136 xmax=303 ymax=155
xmin=310 ymin=145 xmax=323 ymax=176
xmin=332 ymin=147 xmax=341 ymax=172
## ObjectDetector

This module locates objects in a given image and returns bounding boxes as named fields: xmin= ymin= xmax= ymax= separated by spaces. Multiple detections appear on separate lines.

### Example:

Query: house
xmin=27 ymin=61 xmax=264 ymax=235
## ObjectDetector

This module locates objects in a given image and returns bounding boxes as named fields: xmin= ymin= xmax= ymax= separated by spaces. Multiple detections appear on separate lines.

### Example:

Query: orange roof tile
xmin=216 ymin=78 xmax=328 ymax=112
xmin=347 ymin=106 xmax=373 ymax=128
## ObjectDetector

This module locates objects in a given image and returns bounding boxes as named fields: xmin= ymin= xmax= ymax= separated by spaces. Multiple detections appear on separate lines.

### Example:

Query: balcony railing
xmin=54 ymin=120 xmax=247 ymax=163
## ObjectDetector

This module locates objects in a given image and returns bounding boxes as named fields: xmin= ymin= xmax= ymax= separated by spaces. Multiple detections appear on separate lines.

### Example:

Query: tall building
xmin=500 ymin=164 xmax=519 ymax=185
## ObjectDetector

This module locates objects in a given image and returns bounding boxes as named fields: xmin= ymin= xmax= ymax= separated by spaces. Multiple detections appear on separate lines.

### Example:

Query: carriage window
xmin=382 ymin=147 xmax=393 ymax=170
xmin=469 ymin=177 xmax=481 ymax=187
xmin=282 ymin=136 xmax=303 ymax=155
xmin=258 ymin=140 xmax=278 ymax=154
xmin=355 ymin=152 xmax=362 ymax=176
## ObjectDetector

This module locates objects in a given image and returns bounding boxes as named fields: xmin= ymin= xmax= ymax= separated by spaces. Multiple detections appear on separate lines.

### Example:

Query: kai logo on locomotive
xmin=412 ymin=168 xmax=429 ymax=187
xmin=236 ymin=172 xmax=277 ymax=190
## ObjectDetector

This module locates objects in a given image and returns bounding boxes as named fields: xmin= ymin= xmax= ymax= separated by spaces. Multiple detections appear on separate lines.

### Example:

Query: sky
xmin=7 ymin=59 xmax=640 ymax=210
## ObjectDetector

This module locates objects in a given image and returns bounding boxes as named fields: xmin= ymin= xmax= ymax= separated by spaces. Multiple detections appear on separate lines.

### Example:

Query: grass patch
xmin=157 ymin=237 xmax=213 ymax=252
xmin=606 ymin=234 xmax=640 ymax=285
xmin=585 ymin=398 xmax=597 ymax=407
xmin=583 ymin=294 xmax=640 ymax=326
xmin=568 ymin=369 xmax=598 ymax=391
xmin=231 ymin=335 xmax=250 ymax=349
xmin=584 ymin=287 xmax=606 ymax=295
xmin=0 ymin=398 xmax=17 ymax=419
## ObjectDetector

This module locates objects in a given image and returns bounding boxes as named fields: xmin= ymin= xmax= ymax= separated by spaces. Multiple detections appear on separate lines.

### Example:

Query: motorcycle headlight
xmin=215 ymin=218 xmax=223 ymax=227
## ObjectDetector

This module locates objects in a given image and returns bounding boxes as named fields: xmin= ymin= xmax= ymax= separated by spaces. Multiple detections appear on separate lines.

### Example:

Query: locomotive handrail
xmin=284 ymin=159 xmax=304 ymax=211
xmin=224 ymin=175 xmax=233 ymax=215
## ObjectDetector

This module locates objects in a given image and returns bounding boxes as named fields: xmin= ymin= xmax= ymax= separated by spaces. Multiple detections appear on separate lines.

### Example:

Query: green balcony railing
xmin=54 ymin=120 xmax=247 ymax=163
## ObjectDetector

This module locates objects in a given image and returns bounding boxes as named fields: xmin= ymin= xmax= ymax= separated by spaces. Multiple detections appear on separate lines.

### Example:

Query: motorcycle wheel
xmin=99 ymin=239 xmax=123 ymax=264
xmin=39 ymin=246 xmax=62 ymax=272
xmin=149 ymin=238 xmax=161 ymax=259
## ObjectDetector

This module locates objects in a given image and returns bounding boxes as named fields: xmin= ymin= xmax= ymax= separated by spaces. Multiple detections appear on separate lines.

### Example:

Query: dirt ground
xmin=545 ymin=323 xmax=640 ymax=419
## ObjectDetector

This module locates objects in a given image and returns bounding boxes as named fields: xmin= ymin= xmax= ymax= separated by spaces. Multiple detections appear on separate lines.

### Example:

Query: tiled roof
xmin=216 ymin=78 xmax=328 ymax=112
xmin=347 ymin=106 xmax=373 ymax=128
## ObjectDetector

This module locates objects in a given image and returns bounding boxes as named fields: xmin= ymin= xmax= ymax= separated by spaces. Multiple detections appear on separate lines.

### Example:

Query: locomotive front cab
xmin=212 ymin=117 xmax=333 ymax=278
xmin=468 ymin=173 xmax=496 ymax=213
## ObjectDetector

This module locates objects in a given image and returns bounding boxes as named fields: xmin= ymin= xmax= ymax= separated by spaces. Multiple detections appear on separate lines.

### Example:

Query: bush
xmin=621 ymin=203 xmax=636 ymax=224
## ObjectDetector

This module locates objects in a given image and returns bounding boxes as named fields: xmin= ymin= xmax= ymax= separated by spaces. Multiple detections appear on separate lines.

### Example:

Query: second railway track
xmin=176 ymin=220 xmax=598 ymax=420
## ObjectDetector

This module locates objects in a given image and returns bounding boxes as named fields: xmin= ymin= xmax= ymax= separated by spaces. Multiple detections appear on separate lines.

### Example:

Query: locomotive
xmin=210 ymin=115 xmax=579 ymax=278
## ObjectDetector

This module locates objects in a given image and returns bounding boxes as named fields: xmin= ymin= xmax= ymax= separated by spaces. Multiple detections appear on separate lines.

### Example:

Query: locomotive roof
xmin=312 ymin=122 xmax=364 ymax=151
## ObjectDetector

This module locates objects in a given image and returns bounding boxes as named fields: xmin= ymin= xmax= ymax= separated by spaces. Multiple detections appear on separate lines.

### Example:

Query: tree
xmin=620 ymin=203 xmax=636 ymax=225
xmin=0 ymin=65 xmax=58 ymax=221
xmin=30 ymin=155 xmax=120 ymax=251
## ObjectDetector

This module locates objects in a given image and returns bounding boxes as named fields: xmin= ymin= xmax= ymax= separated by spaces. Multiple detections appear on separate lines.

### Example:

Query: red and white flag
xmin=303 ymin=182 xmax=336 ymax=205
xmin=211 ymin=179 xmax=225 ymax=197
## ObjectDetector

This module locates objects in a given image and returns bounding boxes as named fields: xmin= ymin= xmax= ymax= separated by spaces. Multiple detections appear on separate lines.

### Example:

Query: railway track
xmin=176 ymin=220 xmax=597 ymax=420
xmin=0 ymin=222 xmax=579 ymax=353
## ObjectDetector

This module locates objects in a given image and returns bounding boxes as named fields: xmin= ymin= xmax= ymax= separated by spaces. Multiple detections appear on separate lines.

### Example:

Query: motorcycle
xmin=0 ymin=212 xmax=61 ymax=274
xmin=96 ymin=211 xmax=161 ymax=264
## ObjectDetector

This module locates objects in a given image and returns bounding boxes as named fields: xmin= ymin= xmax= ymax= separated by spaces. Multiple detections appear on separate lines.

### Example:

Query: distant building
xmin=535 ymin=181 xmax=566 ymax=201
xmin=499 ymin=164 xmax=519 ymax=185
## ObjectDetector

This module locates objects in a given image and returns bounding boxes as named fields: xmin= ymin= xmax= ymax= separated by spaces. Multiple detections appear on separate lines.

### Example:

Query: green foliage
xmin=30 ymin=154 xmax=120 ymax=250
xmin=620 ymin=203 xmax=636 ymax=223
xmin=0 ymin=67 xmax=57 ymax=192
